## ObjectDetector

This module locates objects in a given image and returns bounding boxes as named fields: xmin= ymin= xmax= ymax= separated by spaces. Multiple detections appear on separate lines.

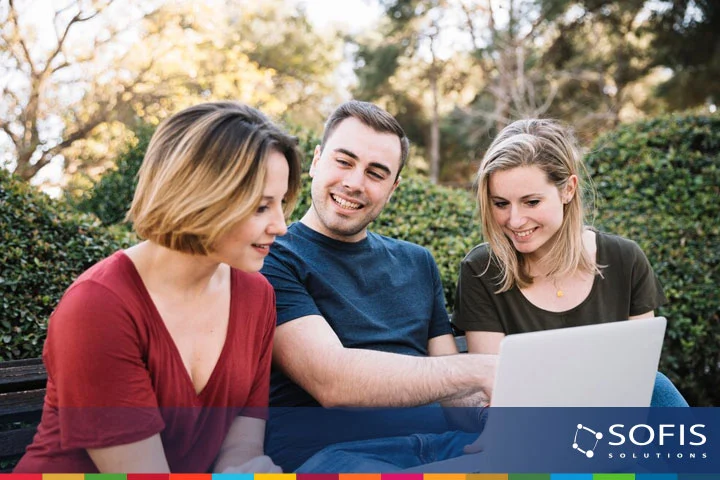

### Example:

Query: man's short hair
xmin=321 ymin=100 xmax=409 ymax=179
xmin=127 ymin=101 xmax=302 ymax=255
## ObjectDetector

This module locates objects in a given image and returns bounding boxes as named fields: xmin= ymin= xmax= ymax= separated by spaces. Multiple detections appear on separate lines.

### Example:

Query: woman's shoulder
xmin=460 ymin=242 xmax=502 ymax=276
xmin=594 ymin=230 xmax=645 ymax=259
xmin=462 ymin=242 xmax=492 ymax=263
xmin=232 ymin=269 xmax=274 ymax=297
xmin=63 ymin=251 xmax=137 ymax=303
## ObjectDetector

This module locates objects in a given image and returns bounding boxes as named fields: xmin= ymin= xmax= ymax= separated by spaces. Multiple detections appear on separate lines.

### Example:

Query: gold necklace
xmin=552 ymin=279 xmax=564 ymax=297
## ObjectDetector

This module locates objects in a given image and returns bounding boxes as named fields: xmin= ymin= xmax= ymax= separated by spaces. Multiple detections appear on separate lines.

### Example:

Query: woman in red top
xmin=15 ymin=102 xmax=302 ymax=473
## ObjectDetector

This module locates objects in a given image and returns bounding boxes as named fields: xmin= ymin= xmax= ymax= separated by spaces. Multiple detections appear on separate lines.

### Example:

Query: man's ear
xmin=387 ymin=175 xmax=401 ymax=202
xmin=309 ymin=145 xmax=322 ymax=178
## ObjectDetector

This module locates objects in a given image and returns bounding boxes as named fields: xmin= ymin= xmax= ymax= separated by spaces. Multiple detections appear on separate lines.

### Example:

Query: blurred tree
xmin=538 ymin=0 xmax=719 ymax=124
xmin=0 ymin=0 xmax=168 ymax=182
xmin=356 ymin=0 xmax=561 ymax=182
xmin=538 ymin=0 xmax=655 ymax=133
xmin=647 ymin=0 xmax=720 ymax=109
xmin=1 ymin=0 xmax=342 ymax=185
xmin=353 ymin=0 xmax=481 ymax=183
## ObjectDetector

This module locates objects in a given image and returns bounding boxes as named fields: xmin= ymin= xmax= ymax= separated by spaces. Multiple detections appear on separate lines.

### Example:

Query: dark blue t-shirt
xmin=261 ymin=222 xmax=454 ymax=471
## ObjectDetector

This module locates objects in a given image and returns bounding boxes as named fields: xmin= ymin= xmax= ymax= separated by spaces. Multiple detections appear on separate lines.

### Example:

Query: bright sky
xmin=298 ymin=0 xmax=383 ymax=32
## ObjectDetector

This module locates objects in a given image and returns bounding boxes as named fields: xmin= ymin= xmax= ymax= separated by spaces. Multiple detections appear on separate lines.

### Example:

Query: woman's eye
xmin=493 ymin=201 xmax=508 ymax=208
xmin=527 ymin=199 xmax=540 ymax=206
xmin=256 ymin=205 xmax=269 ymax=214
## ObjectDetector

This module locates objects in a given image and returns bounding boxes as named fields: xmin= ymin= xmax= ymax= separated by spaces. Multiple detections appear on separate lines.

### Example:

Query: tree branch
xmin=45 ymin=1 xmax=110 ymax=77
xmin=7 ymin=0 xmax=36 ymax=74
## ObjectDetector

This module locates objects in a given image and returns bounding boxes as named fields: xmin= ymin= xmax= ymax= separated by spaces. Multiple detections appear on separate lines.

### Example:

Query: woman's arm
xmin=466 ymin=331 xmax=506 ymax=355
xmin=88 ymin=434 xmax=170 ymax=473
xmin=213 ymin=416 xmax=281 ymax=473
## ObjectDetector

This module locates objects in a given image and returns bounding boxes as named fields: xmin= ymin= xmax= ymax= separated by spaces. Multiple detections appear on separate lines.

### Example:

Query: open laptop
xmin=404 ymin=317 xmax=667 ymax=472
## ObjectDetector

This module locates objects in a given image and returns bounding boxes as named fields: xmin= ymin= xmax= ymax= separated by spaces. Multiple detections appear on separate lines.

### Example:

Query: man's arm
xmin=428 ymin=333 xmax=460 ymax=356
xmin=273 ymin=315 xmax=496 ymax=408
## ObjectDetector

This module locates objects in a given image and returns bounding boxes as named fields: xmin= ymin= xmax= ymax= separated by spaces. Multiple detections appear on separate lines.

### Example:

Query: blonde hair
xmin=475 ymin=118 xmax=599 ymax=292
xmin=127 ymin=101 xmax=302 ymax=255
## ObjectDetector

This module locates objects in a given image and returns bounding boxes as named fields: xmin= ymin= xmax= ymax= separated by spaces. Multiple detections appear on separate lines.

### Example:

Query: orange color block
xmin=424 ymin=475 xmax=468 ymax=480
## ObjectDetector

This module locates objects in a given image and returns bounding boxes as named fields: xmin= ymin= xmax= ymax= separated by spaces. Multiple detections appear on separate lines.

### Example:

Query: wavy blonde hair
xmin=475 ymin=118 xmax=599 ymax=292
xmin=127 ymin=101 xmax=302 ymax=255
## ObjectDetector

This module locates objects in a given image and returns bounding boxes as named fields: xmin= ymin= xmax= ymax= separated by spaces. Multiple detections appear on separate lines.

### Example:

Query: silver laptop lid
xmin=491 ymin=317 xmax=666 ymax=407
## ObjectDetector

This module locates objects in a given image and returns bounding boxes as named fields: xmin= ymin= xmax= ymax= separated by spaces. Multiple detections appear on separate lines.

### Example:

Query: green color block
xmin=85 ymin=475 xmax=127 ymax=480
xmin=593 ymin=474 xmax=635 ymax=480
xmin=509 ymin=475 xmax=551 ymax=480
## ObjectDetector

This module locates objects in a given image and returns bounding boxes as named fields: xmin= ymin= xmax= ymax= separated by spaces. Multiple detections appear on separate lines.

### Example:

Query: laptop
xmin=404 ymin=317 xmax=667 ymax=472
xmin=491 ymin=316 xmax=666 ymax=407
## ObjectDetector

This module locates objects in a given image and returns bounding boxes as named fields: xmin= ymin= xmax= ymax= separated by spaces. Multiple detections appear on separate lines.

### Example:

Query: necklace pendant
xmin=557 ymin=290 xmax=564 ymax=298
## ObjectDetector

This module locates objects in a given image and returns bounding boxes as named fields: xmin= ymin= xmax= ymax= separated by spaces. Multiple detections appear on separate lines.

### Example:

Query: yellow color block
xmin=466 ymin=475 xmax=509 ymax=480
xmin=43 ymin=475 xmax=85 ymax=480
xmin=255 ymin=475 xmax=297 ymax=480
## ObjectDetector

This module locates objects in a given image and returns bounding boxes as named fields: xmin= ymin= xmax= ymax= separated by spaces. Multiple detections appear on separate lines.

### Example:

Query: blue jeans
xmin=295 ymin=430 xmax=478 ymax=473
xmin=652 ymin=371 xmax=688 ymax=406
xmin=296 ymin=372 xmax=685 ymax=473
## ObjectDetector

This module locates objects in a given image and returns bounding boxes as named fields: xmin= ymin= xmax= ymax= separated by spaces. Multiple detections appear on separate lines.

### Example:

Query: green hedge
xmin=0 ymin=169 xmax=132 ymax=360
xmin=585 ymin=112 xmax=720 ymax=406
xmin=73 ymin=124 xmax=153 ymax=227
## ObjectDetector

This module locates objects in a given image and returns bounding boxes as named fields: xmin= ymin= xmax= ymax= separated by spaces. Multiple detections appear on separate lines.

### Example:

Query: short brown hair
xmin=127 ymin=101 xmax=302 ymax=255
xmin=321 ymin=100 xmax=409 ymax=179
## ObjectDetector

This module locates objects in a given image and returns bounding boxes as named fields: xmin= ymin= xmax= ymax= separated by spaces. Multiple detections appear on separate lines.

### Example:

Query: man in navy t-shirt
xmin=261 ymin=100 xmax=496 ymax=472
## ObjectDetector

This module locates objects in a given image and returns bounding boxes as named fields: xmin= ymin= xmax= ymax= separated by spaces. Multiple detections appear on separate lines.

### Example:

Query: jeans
xmin=652 ymin=371 xmax=689 ymax=407
xmin=296 ymin=430 xmax=478 ymax=473
xmin=296 ymin=372 xmax=686 ymax=472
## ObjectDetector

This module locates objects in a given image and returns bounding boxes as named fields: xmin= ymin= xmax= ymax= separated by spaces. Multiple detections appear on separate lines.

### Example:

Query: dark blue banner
xmin=264 ymin=407 xmax=719 ymax=473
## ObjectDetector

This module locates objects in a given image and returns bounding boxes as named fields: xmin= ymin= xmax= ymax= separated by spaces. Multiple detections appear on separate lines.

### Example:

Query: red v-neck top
xmin=15 ymin=251 xmax=275 ymax=473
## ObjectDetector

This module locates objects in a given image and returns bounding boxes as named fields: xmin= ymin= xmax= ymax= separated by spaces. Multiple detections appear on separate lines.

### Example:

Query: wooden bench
xmin=0 ymin=357 xmax=46 ymax=471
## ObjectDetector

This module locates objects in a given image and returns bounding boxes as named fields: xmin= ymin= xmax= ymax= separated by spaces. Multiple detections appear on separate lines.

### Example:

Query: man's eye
xmin=336 ymin=158 xmax=351 ymax=166
xmin=368 ymin=171 xmax=385 ymax=180
xmin=527 ymin=199 xmax=540 ymax=206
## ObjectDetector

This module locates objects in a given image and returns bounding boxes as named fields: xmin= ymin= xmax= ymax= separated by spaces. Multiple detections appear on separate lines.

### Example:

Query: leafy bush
xmin=585 ymin=112 xmax=720 ymax=406
xmin=0 ymin=169 xmax=131 ymax=360
xmin=73 ymin=123 xmax=154 ymax=227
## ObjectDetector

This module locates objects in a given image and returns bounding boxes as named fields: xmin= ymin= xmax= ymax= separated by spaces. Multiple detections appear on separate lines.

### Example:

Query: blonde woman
xmin=452 ymin=118 xmax=687 ymax=407
xmin=15 ymin=102 xmax=302 ymax=472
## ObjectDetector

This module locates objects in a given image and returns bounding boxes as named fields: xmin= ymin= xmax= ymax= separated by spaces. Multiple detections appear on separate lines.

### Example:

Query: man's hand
xmin=220 ymin=455 xmax=282 ymax=473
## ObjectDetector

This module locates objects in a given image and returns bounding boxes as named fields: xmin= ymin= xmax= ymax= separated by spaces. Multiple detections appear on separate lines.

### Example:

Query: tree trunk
xmin=429 ymin=70 xmax=440 ymax=184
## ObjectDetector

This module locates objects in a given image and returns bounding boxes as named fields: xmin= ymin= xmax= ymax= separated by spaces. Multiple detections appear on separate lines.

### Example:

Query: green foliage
xmin=585 ymin=112 xmax=720 ymax=406
xmin=0 ymin=169 xmax=131 ymax=360
xmin=73 ymin=124 xmax=154 ymax=227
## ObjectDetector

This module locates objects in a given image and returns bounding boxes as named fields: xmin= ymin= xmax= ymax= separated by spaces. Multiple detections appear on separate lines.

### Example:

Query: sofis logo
xmin=573 ymin=423 xmax=604 ymax=458
xmin=572 ymin=422 xmax=708 ymax=461
xmin=607 ymin=423 xmax=707 ymax=446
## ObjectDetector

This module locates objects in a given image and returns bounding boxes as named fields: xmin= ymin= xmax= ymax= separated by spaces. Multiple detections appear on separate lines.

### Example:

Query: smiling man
xmin=260 ymin=101 xmax=496 ymax=473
